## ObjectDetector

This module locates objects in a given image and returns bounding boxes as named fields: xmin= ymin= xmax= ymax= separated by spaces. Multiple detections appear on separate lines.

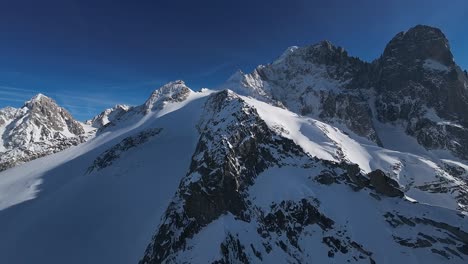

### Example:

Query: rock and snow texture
xmin=0 ymin=94 xmax=92 ymax=171
xmin=142 ymin=80 xmax=192 ymax=113
xmin=86 ymin=104 xmax=130 ymax=129
xmin=221 ymin=25 xmax=468 ymax=161
xmin=140 ymin=90 xmax=468 ymax=264
xmin=374 ymin=25 xmax=468 ymax=160
xmin=219 ymin=40 xmax=379 ymax=144
xmin=0 ymin=85 xmax=212 ymax=264
xmin=0 ymin=25 xmax=467 ymax=264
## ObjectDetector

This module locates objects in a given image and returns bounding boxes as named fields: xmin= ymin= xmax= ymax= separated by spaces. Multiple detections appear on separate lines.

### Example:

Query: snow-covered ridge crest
xmin=141 ymin=89 xmax=468 ymax=263
xmin=25 ymin=92 xmax=47 ymax=104
xmin=86 ymin=104 xmax=130 ymax=128
xmin=92 ymin=81 xmax=210 ymax=134
xmin=0 ymin=85 xmax=467 ymax=263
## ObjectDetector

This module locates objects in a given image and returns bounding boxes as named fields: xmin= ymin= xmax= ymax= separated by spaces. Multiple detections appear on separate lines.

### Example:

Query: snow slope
xmin=242 ymin=96 xmax=468 ymax=212
xmin=0 ymin=86 xmax=467 ymax=263
xmin=139 ymin=89 xmax=468 ymax=263
xmin=0 ymin=88 xmax=213 ymax=264
xmin=2 ymin=24 xmax=468 ymax=263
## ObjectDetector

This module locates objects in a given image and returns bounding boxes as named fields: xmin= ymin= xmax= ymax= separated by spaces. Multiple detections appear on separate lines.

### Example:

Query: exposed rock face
xmin=0 ymin=94 xmax=90 ymax=171
xmin=1 ymin=77 xmax=467 ymax=263
xmin=140 ymin=90 xmax=313 ymax=263
xmin=384 ymin=211 xmax=468 ymax=259
xmin=221 ymin=40 xmax=379 ymax=143
xmin=1 ymin=25 xmax=467 ymax=264
xmin=87 ymin=128 xmax=162 ymax=173
xmin=140 ymin=90 xmax=468 ymax=263
xmin=86 ymin=104 xmax=130 ymax=129
xmin=375 ymin=25 xmax=466 ymax=122
xmin=368 ymin=169 xmax=404 ymax=197
xmin=8 ymin=94 xmax=85 ymax=144
xmin=222 ymin=24 xmax=468 ymax=160
xmin=0 ymin=106 xmax=19 ymax=126
xmin=373 ymin=25 xmax=468 ymax=159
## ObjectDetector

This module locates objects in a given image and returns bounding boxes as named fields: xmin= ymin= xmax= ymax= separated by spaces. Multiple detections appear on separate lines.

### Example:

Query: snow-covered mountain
xmin=86 ymin=104 xmax=130 ymax=129
xmin=0 ymin=25 xmax=467 ymax=264
xmin=222 ymin=25 xmax=468 ymax=161
xmin=0 ymin=94 xmax=94 ymax=171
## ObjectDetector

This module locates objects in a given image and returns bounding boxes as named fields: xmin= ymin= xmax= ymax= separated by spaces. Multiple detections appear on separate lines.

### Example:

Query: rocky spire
xmin=382 ymin=25 xmax=453 ymax=67
xmin=375 ymin=24 xmax=468 ymax=121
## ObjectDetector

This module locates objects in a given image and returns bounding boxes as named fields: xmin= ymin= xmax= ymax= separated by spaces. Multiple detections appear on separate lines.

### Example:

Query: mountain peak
xmin=143 ymin=80 xmax=193 ymax=112
xmin=405 ymin=24 xmax=446 ymax=38
xmin=24 ymin=93 xmax=60 ymax=110
xmin=111 ymin=104 xmax=130 ymax=112
xmin=27 ymin=93 xmax=52 ymax=103
xmin=310 ymin=40 xmax=346 ymax=54
xmin=314 ymin=40 xmax=334 ymax=49
xmin=383 ymin=24 xmax=452 ymax=66
xmin=0 ymin=92 xmax=87 ymax=170
xmin=32 ymin=93 xmax=45 ymax=100
xmin=154 ymin=80 xmax=187 ymax=93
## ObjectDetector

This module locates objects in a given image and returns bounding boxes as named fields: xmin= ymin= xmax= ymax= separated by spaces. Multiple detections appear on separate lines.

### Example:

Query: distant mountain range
xmin=0 ymin=25 xmax=467 ymax=264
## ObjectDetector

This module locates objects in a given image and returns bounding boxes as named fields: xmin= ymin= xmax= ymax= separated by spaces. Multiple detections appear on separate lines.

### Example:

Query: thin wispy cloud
xmin=197 ymin=61 xmax=234 ymax=77
xmin=0 ymin=90 xmax=35 ymax=97
xmin=0 ymin=85 xmax=38 ymax=93
xmin=0 ymin=84 xmax=143 ymax=120
xmin=0 ymin=76 xmax=171 ymax=120
xmin=0 ymin=85 xmax=130 ymax=107
xmin=0 ymin=97 xmax=29 ymax=103
xmin=60 ymin=104 xmax=101 ymax=111
xmin=0 ymin=87 xmax=37 ymax=106
xmin=53 ymin=93 xmax=126 ymax=107
xmin=99 ymin=79 xmax=168 ymax=91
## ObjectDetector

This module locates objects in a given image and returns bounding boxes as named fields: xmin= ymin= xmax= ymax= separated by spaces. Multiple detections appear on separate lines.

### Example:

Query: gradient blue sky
xmin=0 ymin=0 xmax=467 ymax=120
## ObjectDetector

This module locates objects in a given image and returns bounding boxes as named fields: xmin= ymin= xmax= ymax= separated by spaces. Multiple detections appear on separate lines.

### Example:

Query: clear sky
xmin=0 ymin=0 xmax=467 ymax=120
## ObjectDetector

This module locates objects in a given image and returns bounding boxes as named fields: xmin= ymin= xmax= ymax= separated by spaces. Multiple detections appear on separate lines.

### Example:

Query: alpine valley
xmin=0 ymin=25 xmax=467 ymax=264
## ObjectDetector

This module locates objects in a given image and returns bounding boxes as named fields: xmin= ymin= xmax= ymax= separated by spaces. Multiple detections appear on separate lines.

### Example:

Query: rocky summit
xmin=0 ymin=94 xmax=93 ymax=171
xmin=0 ymin=25 xmax=467 ymax=264
xmin=224 ymin=25 xmax=468 ymax=161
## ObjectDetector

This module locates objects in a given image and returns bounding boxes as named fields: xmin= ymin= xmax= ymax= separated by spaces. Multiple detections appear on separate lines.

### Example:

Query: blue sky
xmin=0 ymin=0 xmax=467 ymax=120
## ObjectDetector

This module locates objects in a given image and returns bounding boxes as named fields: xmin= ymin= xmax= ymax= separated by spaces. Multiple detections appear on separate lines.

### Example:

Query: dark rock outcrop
xmin=221 ymin=41 xmax=381 ymax=144
xmin=87 ymin=128 xmax=162 ymax=173
xmin=224 ymin=24 xmax=468 ymax=160
xmin=368 ymin=169 xmax=404 ymax=197
xmin=140 ymin=90 xmax=312 ymax=263
xmin=371 ymin=25 xmax=468 ymax=159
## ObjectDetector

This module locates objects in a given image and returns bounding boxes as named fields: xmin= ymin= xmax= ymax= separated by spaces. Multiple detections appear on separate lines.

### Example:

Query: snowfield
xmin=0 ymin=86 xmax=466 ymax=263
xmin=1 ymin=24 xmax=468 ymax=263
xmin=0 ymin=89 xmax=212 ymax=263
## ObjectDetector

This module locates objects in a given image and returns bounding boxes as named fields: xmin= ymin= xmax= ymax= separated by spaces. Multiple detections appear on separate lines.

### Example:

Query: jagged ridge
xmin=0 ymin=93 xmax=92 ymax=171
xmin=222 ymin=24 xmax=468 ymax=160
